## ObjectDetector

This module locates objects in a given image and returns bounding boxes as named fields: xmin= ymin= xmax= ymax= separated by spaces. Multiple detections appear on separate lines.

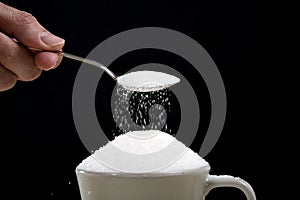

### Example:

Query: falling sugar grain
xmin=112 ymin=86 xmax=174 ymax=136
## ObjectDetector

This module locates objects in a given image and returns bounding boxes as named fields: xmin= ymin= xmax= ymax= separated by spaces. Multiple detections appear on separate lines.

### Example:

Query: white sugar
xmin=117 ymin=71 xmax=180 ymax=92
xmin=112 ymin=130 xmax=174 ymax=155
xmin=77 ymin=130 xmax=208 ymax=174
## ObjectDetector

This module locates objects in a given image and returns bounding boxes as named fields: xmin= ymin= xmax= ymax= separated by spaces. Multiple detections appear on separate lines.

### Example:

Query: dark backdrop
xmin=0 ymin=0 xmax=269 ymax=199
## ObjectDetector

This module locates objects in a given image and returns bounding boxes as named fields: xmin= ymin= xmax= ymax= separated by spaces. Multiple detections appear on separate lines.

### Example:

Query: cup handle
xmin=204 ymin=175 xmax=256 ymax=200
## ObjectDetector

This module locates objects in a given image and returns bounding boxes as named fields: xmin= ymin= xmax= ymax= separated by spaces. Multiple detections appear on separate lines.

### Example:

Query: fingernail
xmin=46 ymin=54 xmax=60 ymax=71
xmin=40 ymin=32 xmax=65 ymax=47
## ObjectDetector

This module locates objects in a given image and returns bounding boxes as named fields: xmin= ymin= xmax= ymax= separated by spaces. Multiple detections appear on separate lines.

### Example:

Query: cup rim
xmin=76 ymin=164 xmax=210 ymax=178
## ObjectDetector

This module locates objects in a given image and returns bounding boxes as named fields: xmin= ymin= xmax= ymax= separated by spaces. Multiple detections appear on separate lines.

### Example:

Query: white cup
xmin=76 ymin=162 xmax=256 ymax=200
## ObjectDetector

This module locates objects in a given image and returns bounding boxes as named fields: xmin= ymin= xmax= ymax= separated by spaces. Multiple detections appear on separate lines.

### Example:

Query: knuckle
xmin=3 ymin=47 xmax=16 ymax=63
xmin=0 ymin=72 xmax=17 ymax=91
xmin=0 ymin=44 xmax=19 ymax=66
xmin=0 ymin=34 xmax=14 ymax=59
xmin=15 ymin=11 xmax=37 ymax=28
xmin=22 ymin=67 xmax=42 ymax=81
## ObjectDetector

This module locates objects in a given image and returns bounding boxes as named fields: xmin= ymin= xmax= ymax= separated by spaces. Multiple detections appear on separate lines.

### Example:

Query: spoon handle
xmin=14 ymin=39 xmax=118 ymax=80
xmin=61 ymin=52 xmax=118 ymax=80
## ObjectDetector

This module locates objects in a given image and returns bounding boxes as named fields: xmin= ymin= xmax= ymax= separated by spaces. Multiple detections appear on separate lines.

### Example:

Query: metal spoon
xmin=17 ymin=41 xmax=180 ymax=92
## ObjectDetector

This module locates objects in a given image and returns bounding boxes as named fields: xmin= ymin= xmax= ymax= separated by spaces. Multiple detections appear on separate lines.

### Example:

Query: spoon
xmin=16 ymin=41 xmax=180 ymax=92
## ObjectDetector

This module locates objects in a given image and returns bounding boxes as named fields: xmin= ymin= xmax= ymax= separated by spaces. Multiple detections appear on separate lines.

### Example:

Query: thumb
xmin=0 ymin=3 xmax=65 ymax=50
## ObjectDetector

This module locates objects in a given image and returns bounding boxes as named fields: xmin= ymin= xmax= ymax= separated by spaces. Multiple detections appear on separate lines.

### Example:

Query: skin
xmin=0 ymin=2 xmax=65 ymax=91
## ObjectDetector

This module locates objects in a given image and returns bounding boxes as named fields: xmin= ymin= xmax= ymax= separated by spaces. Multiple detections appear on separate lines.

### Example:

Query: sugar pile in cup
xmin=77 ymin=130 xmax=208 ymax=174
xmin=77 ymin=85 xmax=207 ymax=174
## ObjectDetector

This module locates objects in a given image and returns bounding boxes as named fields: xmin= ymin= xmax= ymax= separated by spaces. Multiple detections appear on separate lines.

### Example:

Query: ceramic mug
xmin=76 ymin=163 xmax=256 ymax=200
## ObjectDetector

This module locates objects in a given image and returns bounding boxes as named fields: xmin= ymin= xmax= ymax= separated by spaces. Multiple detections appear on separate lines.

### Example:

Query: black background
xmin=0 ymin=0 xmax=271 ymax=199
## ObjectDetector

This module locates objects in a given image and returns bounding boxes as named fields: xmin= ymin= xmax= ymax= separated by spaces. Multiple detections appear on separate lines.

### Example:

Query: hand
xmin=0 ymin=2 xmax=65 ymax=91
